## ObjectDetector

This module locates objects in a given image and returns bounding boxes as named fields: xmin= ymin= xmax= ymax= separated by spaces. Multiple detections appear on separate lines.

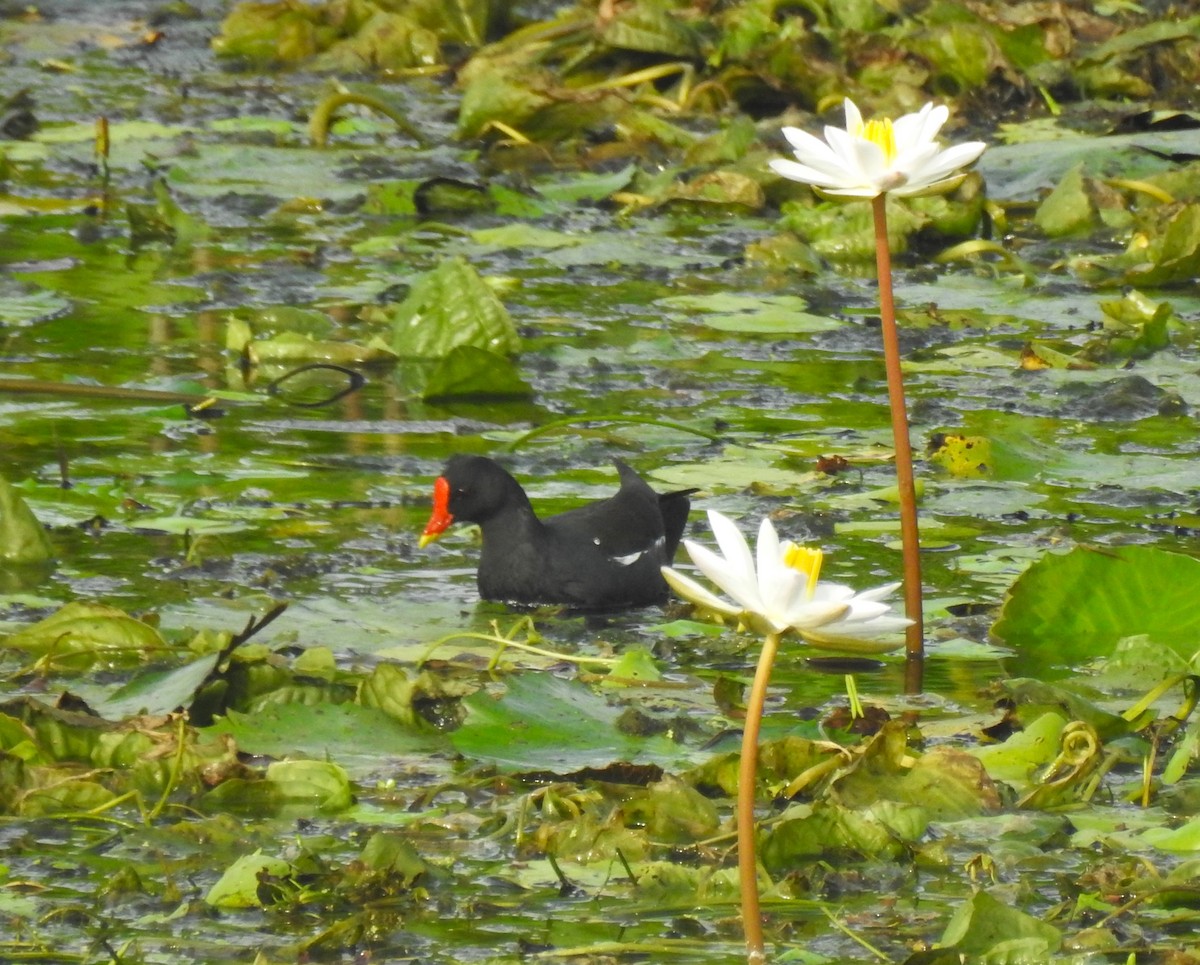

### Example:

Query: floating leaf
xmin=419 ymin=345 xmax=533 ymax=399
xmin=3 ymin=602 xmax=168 ymax=666
xmin=1034 ymin=162 xmax=1097 ymax=237
xmin=927 ymin=433 xmax=993 ymax=479
xmin=452 ymin=673 xmax=692 ymax=773
xmin=94 ymin=653 xmax=221 ymax=720
xmin=657 ymin=292 xmax=840 ymax=335
xmin=0 ymin=476 xmax=54 ymax=564
xmin=375 ymin=256 xmax=520 ymax=359
xmin=246 ymin=332 xmax=396 ymax=365
xmin=933 ymin=889 xmax=1061 ymax=961
xmin=205 ymin=849 xmax=294 ymax=908
xmin=992 ymin=545 xmax=1200 ymax=670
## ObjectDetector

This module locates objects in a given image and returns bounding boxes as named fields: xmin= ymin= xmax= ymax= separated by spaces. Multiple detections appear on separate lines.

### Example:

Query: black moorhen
xmin=419 ymin=455 xmax=695 ymax=609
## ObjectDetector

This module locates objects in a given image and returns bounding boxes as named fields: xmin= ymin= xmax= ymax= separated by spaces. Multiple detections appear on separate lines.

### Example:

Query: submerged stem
xmin=871 ymin=195 xmax=924 ymax=675
xmin=739 ymin=629 xmax=782 ymax=963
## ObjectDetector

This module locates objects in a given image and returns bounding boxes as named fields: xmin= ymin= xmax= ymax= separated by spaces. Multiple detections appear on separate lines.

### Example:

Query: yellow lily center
xmin=859 ymin=117 xmax=897 ymax=163
xmin=782 ymin=544 xmax=823 ymax=598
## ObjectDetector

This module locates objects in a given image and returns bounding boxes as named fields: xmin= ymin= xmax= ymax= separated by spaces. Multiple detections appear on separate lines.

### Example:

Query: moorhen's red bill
xmin=420 ymin=455 xmax=695 ymax=609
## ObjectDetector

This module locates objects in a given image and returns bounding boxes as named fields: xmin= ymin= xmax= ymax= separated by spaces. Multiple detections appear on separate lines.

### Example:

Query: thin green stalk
xmin=739 ymin=630 xmax=781 ymax=964
xmin=871 ymin=194 xmax=924 ymax=673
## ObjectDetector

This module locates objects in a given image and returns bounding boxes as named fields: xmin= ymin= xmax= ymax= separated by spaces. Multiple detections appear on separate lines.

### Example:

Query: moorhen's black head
xmin=419 ymin=455 xmax=531 ymax=548
xmin=440 ymin=454 xmax=528 ymax=524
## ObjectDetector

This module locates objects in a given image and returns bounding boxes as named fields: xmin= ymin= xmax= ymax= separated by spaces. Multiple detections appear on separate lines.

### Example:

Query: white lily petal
xmin=684 ymin=539 xmax=766 ymax=614
xmin=705 ymin=510 xmax=759 ymax=588
xmin=906 ymin=141 xmax=987 ymax=186
xmin=840 ymin=599 xmax=891 ymax=622
xmin=893 ymin=102 xmax=945 ymax=152
xmin=825 ymin=126 xmax=871 ymax=173
xmin=779 ymin=127 xmax=849 ymax=176
xmin=854 ymin=582 xmax=902 ymax=603
xmin=769 ymin=158 xmax=857 ymax=190
xmin=799 ymin=627 xmax=906 ymax=654
xmin=661 ymin=566 xmax=742 ymax=617
xmin=822 ymin=612 xmax=914 ymax=636
xmin=819 ymin=185 xmax=889 ymax=199
xmin=891 ymin=142 xmax=941 ymax=178
xmin=783 ymin=599 xmax=852 ymax=630
xmin=809 ymin=582 xmax=855 ymax=603
xmin=754 ymin=517 xmax=780 ymax=587
xmin=772 ymin=564 xmax=825 ymax=624
xmin=843 ymin=98 xmax=864 ymax=135
xmin=761 ymin=557 xmax=808 ymax=629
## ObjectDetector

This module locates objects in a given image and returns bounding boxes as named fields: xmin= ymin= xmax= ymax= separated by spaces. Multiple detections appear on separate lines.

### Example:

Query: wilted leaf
xmin=264 ymin=759 xmax=353 ymax=811
xmin=622 ymin=776 xmax=719 ymax=842
xmin=312 ymin=11 xmax=440 ymax=71
xmin=1034 ymin=162 xmax=1097 ymax=237
xmin=357 ymin=662 xmax=421 ymax=727
xmin=205 ymin=849 xmax=294 ymax=908
xmin=0 ymin=476 xmax=54 ymax=564
xmin=599 ymin=1 xmax=701 ymax=58
xmin=245 ymin=332 xmax=396 ymax=365
xmin=970 ymin=711 xmax=1068 ymax=789
xmin=3 ymin=601 xmax=168 ymax=666
xmin=927 ymin=433 xmax=993 ymax=479
xmin=761 ymin=799 xmax=924 ymax=868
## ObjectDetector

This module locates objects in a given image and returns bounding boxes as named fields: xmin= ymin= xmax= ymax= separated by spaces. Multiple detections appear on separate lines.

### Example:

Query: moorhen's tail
xmin=659 ymin=488 xmax=698 ymax=560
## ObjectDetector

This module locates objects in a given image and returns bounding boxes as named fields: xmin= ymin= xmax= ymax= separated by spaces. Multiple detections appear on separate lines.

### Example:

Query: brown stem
xmin=739 ymin=630 xmax=781 ymax=963
xmin=871 ymin=194 xmax=925 ymax=676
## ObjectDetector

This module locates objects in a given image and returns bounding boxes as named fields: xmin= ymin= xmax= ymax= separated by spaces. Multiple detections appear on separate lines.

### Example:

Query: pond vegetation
xmin=2 ymin=0 xmax=1200 ymax=961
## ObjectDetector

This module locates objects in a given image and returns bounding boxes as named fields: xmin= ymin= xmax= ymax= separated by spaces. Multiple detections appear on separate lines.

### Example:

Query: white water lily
xmin=662 ymin=510 xmax=911 ymax=650
xmin=769 ymin=98 xmax=987 ymax=199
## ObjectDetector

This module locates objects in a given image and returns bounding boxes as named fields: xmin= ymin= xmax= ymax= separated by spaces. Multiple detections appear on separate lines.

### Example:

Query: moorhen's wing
xmin=546 ymin=461 xmax=669 ymax=561
xmin=531 ymin=462 xmax=681 ymax=607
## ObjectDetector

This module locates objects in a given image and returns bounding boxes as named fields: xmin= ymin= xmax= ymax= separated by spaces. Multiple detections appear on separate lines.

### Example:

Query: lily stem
xmin=871 ymin=194 xmax=925 ymax=670
xmin=739 ymin=629 xmax=781 ymax=964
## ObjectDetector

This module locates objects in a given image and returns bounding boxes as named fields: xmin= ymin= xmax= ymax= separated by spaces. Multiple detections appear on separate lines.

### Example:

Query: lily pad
xmin=452 ymin=672 xmax=694 ymax=773
xmin=991 ymin=545 xmax=1200 ymax=670
xmin=375 ymin=256 xmax=520 ymax=359
xmin=205 ymin=703 xmax=438 ymax=777
xmin=658 ymin=292 xmax=841 ymax=335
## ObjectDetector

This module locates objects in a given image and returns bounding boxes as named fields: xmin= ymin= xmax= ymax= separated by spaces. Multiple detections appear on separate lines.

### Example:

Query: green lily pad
xmin=658 ymin=292 xmax=840 ymax=335
xmin=375 ymin=255 xmax=520 ymax=359
xmin=0 ymin=476 xmax=54 ymax=564
xmin=935 ymin=889 xmax=1061 ymax=961
xmin=420 ymin=345 xmax=533 ymax=400
xmin=93 ymin=652 xmax=221 ymax=720
xmin=452 ymin=673 xmax=694 ymax=773
xmin=991 ymin=545 xmax=1200 ymax=670
xmin=207 ymin=703 xmax=436 ymax=777
xmin=205 ymin=850 xmax=294 ymax=909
